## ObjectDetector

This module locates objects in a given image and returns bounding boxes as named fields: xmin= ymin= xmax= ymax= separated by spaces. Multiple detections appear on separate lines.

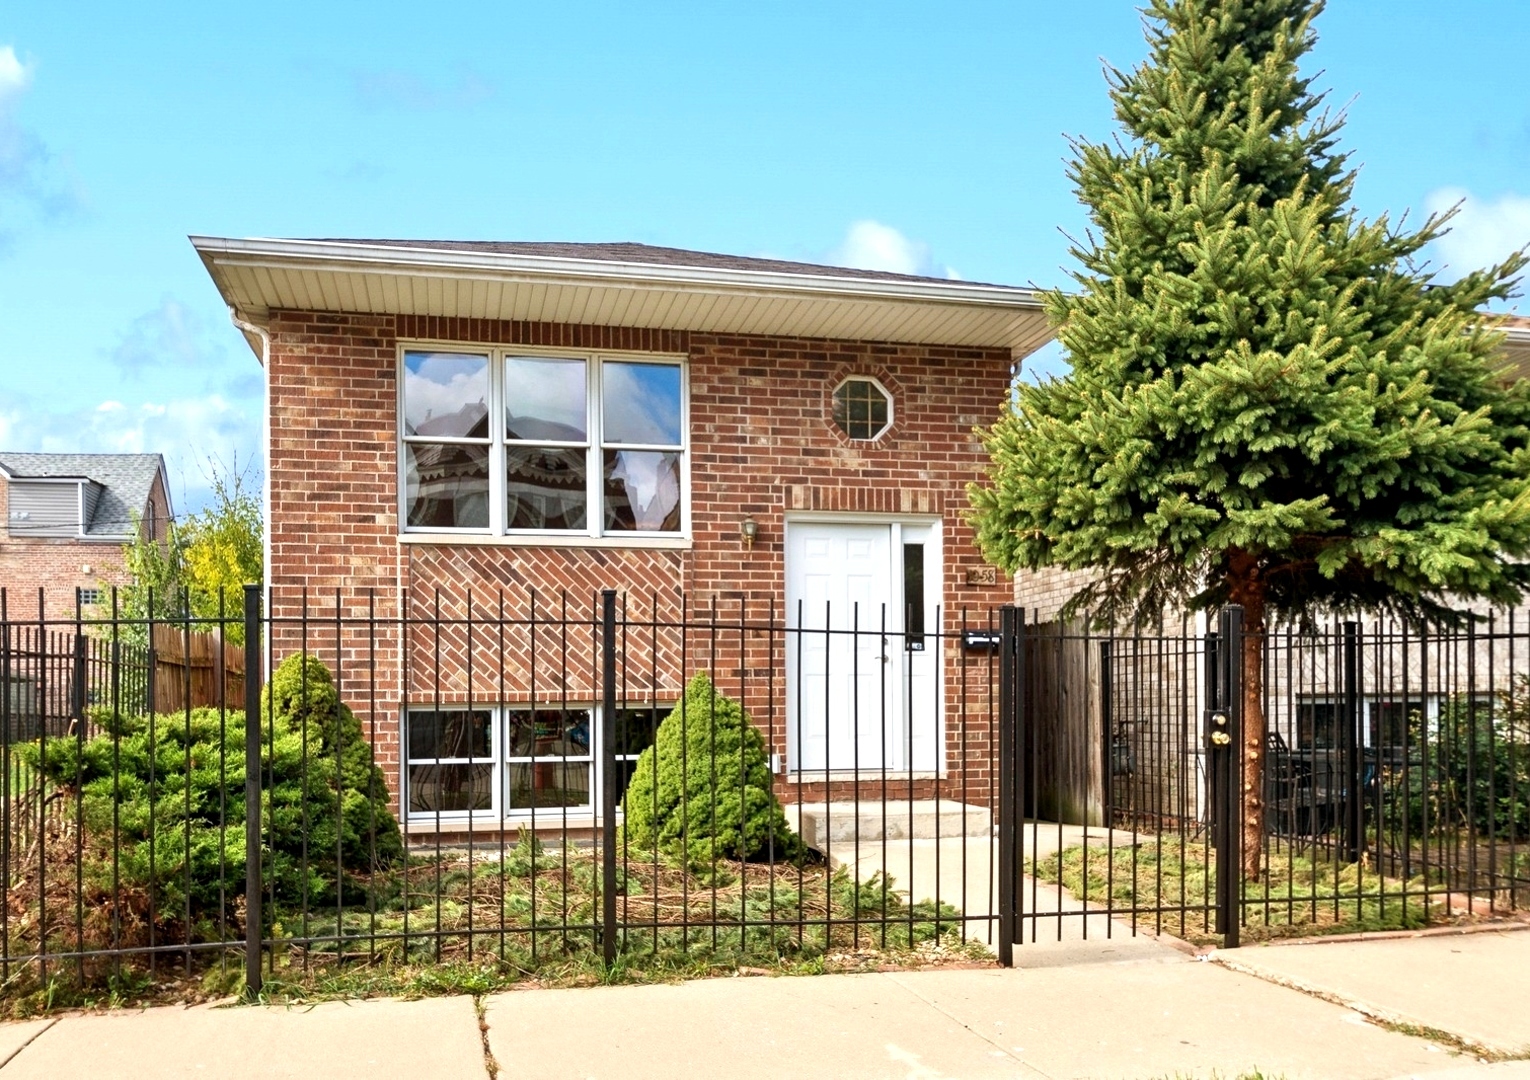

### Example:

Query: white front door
xmin=785 ymin=520 xmax=941 ymax=774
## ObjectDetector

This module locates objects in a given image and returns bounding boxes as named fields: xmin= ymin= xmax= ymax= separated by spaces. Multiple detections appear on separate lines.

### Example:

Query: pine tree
xmin=969 ymin=0 xmax=1530 ymax=878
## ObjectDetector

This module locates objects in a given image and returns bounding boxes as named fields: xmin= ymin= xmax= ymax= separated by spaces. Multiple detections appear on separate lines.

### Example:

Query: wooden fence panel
xmin=1023 ymin=622 xmax=1106 ymax=826
xmin=150 ymin=624 xmax=245 ymax=714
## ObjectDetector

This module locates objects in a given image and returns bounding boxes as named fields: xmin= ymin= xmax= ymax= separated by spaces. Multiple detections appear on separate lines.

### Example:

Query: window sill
xmin=781 ymin=771 xmax=941 ymax=784
xmin=399 ymin=532 xmax=693 ymax=551
xmin=406 ymin=813 xmax=605 ymax=834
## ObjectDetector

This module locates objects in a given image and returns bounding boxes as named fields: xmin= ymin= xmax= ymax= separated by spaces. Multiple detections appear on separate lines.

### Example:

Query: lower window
xmin=405 ymin=703 xmax=665 ymax=823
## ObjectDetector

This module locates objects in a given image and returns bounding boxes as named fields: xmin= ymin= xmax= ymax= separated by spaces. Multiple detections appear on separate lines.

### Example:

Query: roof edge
xmin=189 ymin=236 xmax=1047 ymax=315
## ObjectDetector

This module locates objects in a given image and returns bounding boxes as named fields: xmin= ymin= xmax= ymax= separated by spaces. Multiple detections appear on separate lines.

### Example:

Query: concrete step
xmin=786 ymin=800 xmax=993 ymax=850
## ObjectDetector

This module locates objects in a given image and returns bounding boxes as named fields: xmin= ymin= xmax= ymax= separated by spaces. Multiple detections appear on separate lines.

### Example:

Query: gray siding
xmin=81 ymin=482 xmax=101 ymax=531
xmin=6 ymin=481 xmax=82 ymax=537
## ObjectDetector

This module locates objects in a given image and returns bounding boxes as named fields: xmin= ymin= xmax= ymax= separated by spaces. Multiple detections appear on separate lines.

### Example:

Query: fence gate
xmin=997 ymin=605 xmax=1254 ymax=957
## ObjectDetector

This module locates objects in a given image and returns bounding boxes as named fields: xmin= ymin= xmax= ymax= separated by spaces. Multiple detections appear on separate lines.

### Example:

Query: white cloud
xmin=0 ymin=46 xmax=30 ymax=103
xmin=0 ymin=43 xmax=79 ymax=246
xmin=1425 ymin=187 xmax=1530 ymax=283
xmin=829 ymin=220 xmax=961 ymax=279
xmin=107 ymin=297 xmax=217 ymax=375
xmin=0 ymin=392 xmax=262 ymax=514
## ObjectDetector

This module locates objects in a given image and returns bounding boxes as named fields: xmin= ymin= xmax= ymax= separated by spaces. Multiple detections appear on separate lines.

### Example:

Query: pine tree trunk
xmin=1227 ymin=551 xmax=1267 ymax=883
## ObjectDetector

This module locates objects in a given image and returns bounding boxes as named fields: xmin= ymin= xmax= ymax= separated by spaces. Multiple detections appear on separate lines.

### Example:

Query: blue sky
xmin=1 ymin=2 xmax=1527 ymax=513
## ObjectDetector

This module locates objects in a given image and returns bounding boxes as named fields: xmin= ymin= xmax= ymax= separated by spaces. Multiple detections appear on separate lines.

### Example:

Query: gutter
xmin=228 ymin=308 xmax=273 ymax=613
xmin=189 ymin=235 xmax=1047 ymax=311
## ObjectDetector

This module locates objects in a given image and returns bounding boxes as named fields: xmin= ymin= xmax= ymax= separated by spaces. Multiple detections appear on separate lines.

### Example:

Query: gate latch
xmin=1207 ymin=710 xmax=1231 ymax=747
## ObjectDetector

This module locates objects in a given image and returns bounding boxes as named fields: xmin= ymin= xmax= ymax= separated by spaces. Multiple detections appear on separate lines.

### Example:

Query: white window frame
xmin=402 ymin=702 xmax=670 ymax=827
xmin=397 ymin=342 xmax=690 ymax=543
xmin=1288 ymin=694 xmax=1442 ymax=750
xmin=830 ymin=375 xmax=894 ymax=441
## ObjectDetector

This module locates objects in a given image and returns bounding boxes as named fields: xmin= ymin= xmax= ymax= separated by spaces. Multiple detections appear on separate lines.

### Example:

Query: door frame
xmin=782 ymin=512 xmax=945 ymax=777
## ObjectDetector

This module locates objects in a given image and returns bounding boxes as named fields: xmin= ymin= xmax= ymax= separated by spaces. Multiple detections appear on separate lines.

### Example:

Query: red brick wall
xmin=0 ymin=473 xmax=151 ymax=624
xmin=264 ymin=311 xmax=1013 ymax=812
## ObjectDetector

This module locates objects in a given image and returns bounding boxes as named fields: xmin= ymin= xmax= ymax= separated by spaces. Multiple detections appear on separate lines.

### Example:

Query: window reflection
xmin=505 ymin=447 xmax=588 ymax=530
xmin=504 ymin=709 xmax=592 ymax=758
xmin=405 ymin=443 xmax=490 ymax=528
xmin=603 ymin=451 xmax=681 ymax=532
xmin=403 ymin=352 xmax=490 ymax=437
xmin=603 ymin=362 xmax=682 ymax=445
xmin=505 ymin=357 xmax=587 ymax=441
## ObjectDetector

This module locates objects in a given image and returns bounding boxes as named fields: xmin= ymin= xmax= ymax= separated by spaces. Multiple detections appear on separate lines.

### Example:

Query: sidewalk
xmin=1 ymin=927 xmax=1526 ymax=1079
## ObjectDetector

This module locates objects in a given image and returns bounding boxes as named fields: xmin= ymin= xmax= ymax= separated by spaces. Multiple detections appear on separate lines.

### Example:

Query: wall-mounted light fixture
xmin=740 ymin=517 xmax=759 ymax=548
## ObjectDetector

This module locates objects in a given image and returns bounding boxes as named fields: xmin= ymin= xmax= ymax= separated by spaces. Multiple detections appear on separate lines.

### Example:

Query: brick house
xmin=0 ymin=452 xmax=172 ymax=623
xmin=193 ymin=237 xmax=1054 ymax=834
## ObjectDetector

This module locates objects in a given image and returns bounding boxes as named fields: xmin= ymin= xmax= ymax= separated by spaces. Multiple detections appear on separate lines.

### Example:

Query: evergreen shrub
xmin=18 ymin=653 xmax=402 ymax=935
xmin=622 ymin=672 xmax=804 ymax=868
xmin=1386 ymin=681 xmax=1530 ymax=842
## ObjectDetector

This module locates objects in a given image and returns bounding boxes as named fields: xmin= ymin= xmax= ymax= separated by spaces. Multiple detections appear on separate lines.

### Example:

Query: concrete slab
xmin=1213 ymin=928 xmax=1530 ymax=1059
xmin=1 ymin=996 xmax=487 ymax=1079
xmin=0 ymin=1018 xmax=54 ymax=1067
xmin=886 ymin=960 xmax=1457 ymax=1080
xmin=485 ymin=974 xmax=1035 ymax=1080
xmin=787 ymin=801 xmax=993 ymax=847
xmin=1385 ymin=1065 xmax=1530 ymax=1080
xmin=824 ymin=830 xmax=1181 ymax=965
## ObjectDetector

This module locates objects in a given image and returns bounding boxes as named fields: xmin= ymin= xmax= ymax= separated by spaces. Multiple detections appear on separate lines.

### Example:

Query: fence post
xmin=1342 ymin=621 xmax=1362 ymax=864
xmin=1212 ymin=606 xmax=1243 ymax=948
xmin=71 ymin=631 xmax=86 ymax=726
xmin=242 ymin=585 xmax=263 ymax=997
xmin=997 ymin=605 xmax=1019 ymax=966
xmin=599 ymin=589 xmax=618 ymax=969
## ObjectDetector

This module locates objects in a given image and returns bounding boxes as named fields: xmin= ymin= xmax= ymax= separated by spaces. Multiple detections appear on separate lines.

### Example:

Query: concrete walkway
xmin=826 ymin=821 xmax=1170 ymax=964
xmin=1211 ymin=928 xmax=1530 ymax=1060
xmin=3 ymin=925 xmax=1528 ymax=1079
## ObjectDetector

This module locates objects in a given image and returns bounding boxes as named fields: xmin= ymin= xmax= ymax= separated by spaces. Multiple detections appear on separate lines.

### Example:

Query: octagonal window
xmin=832 ymin=377 xmax=892 ymax=440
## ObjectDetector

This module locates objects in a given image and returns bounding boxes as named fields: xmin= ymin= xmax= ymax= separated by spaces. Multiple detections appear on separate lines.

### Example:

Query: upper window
xmin=832 ymin=377 xmax=892 ymax=440
xmin=401 ymin=348 xmax=686 ymax=537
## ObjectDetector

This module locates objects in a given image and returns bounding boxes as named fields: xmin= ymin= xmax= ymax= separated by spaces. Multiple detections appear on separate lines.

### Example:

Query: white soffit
xmin=190 ymin=237 xmax=1055 ymax=360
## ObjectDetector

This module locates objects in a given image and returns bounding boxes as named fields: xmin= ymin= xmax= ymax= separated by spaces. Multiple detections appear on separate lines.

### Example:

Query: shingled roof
xmin=0 ymin=452 xmax=168 ymax=538
xmin=302 ymin=239 xmax=995 ymax=287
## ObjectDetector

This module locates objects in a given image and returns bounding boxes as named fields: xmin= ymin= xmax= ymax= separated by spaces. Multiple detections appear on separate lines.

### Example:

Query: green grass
xmin=1034 ymin=838 xmax=1446 ymax=944
xmin=0 ymin=830 xmax=992 ymax=1017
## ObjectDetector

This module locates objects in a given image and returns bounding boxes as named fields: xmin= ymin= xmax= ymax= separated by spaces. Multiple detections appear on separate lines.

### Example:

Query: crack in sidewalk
xmin=881 ymin=971 xmax=1054 ymax=1078
xmin=1208 ymin=952 xmax=1519 ymax=1063
xmin=0 ymin=1018 xmax=57 ymax=1071
xmin=473 ymin=995 xmax=499 ymax=1079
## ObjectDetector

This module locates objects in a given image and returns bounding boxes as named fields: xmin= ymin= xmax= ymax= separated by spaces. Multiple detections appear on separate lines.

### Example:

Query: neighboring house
xmin=0 ymin=453 xmax=173 ymax=623
xmin=193 ymin=236 xmax=1054 ymax=830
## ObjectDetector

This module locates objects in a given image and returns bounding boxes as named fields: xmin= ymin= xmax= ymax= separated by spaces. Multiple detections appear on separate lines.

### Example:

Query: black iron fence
xmin=0 ymin=585 xmax=1009 ymax=997
xmin=1 ymin=585 xmax=1526 ymax=998
xmin=998 ymin=606 xmax=1530 ymax=956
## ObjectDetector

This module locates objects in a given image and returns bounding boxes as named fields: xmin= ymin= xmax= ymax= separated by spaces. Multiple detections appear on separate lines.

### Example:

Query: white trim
xmin=782 ymin=515 xmax=946 ymax=776
xmin=401 ymin=700 xmax=670 ymax=827
xmin=191 ymin=236 xmax=1046 ymax=311
xmin=399 ymin=533 xmax=693 ymax=550
xmin=190 ymin=237 xmax=1058 ymax=360
xmin=782 ymin=771 xmax=940 ymax=784
xmin=397 ymin=340 xmax=690 ymax=542
xmin=831 ymin=374 xmax=894 ymax=441
xmin=783 ymin=511 xmax=942 ymax=527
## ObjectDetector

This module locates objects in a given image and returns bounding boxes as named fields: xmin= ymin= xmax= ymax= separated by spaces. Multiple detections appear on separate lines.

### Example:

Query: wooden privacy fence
xmin=150 ymin=624 xmax=244 ymax=714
